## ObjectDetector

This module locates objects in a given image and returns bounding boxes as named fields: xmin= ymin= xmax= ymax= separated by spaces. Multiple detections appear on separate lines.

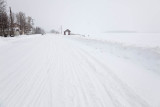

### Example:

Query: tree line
xmin=0 ymin=0 xmax=45 ymax=37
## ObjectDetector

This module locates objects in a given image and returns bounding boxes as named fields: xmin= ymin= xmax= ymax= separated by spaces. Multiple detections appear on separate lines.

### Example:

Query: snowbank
xmin=88 ymin=33 xmax=160 ymax=48
xmin=70 ymin=33 xmax=160 ymax=54
xmin=0 ymin=34 xmax=42 ymax=47
xmin=67 ymin=33 xmax=160 ymax=74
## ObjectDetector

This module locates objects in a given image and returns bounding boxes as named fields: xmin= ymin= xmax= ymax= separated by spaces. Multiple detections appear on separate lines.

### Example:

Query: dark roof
xmin=12 ymin=23 xmax=20 ymax=27
xmin=64 ymin=29 xmax=71 ymax=32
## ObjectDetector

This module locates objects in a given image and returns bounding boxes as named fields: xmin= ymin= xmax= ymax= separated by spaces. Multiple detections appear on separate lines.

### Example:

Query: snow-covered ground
xmin=0 ymin=38 xmax=7 ymax=47
xmin=86 ymin=33 xmax=160 ymax=48
xmin=0 ymin=33 xmax=160 ymax=107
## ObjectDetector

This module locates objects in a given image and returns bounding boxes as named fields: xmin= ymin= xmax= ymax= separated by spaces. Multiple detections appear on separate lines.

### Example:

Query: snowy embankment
xmin=0 ymin=33 xmax=160 ymax=107
xmin=65 ymin=33 xmax=160 ymax=106
xmin=69 ymin=33 xmax=160 ymax=74
xmin=87 ymin=33 xmax=160 ymax=48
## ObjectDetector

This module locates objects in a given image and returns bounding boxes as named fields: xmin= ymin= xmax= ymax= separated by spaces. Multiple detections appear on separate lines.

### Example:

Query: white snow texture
xmin=0 ymin=33 xmax=160 ymax=107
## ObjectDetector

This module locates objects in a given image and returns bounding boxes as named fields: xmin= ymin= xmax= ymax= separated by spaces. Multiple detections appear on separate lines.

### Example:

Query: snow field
xmin=0 ymin=34 xmax=160 ymax=107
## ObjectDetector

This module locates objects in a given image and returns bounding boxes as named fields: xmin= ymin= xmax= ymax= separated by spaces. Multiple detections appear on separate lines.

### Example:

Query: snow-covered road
xmin=0 ymin=34 xmax=160 ymax=107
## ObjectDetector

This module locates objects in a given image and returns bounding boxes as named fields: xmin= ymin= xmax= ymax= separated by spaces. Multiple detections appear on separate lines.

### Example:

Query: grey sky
xmin=7 ymin=0 xmax=160 ymax=34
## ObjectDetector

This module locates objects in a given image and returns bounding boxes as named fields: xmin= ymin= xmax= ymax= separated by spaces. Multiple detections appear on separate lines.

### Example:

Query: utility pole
xmin=9 ymin=7 xmax=14 ymax=36
xmin=60 ymin=25 xmax=62 ymax=34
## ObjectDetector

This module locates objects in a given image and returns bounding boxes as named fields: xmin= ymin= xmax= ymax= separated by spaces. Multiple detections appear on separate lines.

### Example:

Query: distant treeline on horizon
xmin=105 ymin=31 xmax=137 ymax=33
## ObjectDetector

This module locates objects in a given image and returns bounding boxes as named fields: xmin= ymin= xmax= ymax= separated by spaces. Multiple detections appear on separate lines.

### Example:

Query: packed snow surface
xmin=0 ymin=33 xmax=160 ymax=107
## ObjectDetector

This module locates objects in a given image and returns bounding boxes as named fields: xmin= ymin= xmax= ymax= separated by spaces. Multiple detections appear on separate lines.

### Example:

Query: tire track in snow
xmin=68 ymin=49 xmax=106 ymax=107
xmin=59 ymin=41 xmax=91 ymax=107
xmin=74 ymin=47 xmax=150 ymax=107
xmin=61 ymin=38 xmax=120 ymax=106
xmin=48 ymin=35 xmax=150 ymax=107
xmin=67 ymin=44 xmax=120 ymax=106
xmin=0 ymin=39 xmax=44 ymax=103
xmin=0 ymin=37 xmax=53 ymax=106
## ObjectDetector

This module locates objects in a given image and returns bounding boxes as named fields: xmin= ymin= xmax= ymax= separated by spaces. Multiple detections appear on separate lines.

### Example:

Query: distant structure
xmin=12 ymin=23 xmax=20 ymax=36
xmin=64 ymin=29 xmax=71 ymax=35
xmin=3 ymin=23 xmax=20 ymax=36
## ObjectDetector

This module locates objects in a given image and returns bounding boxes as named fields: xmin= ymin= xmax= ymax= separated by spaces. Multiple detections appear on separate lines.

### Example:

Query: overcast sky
xmin=7 ymin=0 xmax=160 ymax=34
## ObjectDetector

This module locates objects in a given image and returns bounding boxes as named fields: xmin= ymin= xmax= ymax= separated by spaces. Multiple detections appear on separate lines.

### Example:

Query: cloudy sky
xmin=7 ymin=0 xmax=160 ymax=34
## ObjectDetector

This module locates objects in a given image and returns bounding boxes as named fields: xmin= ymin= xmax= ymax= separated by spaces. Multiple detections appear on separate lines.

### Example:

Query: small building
xmin=12 ymin=23 xmax=21 ymax=36
xmin=64 ymin=29 xmax=71 ymax=35
xmin=4 ymin=23 xmax=21 ymax=36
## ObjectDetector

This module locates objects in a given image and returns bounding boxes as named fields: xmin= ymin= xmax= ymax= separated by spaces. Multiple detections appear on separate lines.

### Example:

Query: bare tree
xmin=35 ymin=27 xmax=45 ymax=34
xmin=26 ymin=16 xmax=33 ymax=34
xmin=50 ymin=29 xmax=59 ymax=34
xmin=16 ymin=12 xmax=26 ymax=34
xmin=0 ymin=0 xmax=41 ymax=36
xmin=0 ymin=0 xmax=7 ymax=36
xmin=0 ymin=0 xmax=6 ymax=12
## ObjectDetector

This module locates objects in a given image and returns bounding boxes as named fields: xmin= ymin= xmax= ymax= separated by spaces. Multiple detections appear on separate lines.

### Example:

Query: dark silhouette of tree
xmin=0 ymin=0 xmax=7 ymax=36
